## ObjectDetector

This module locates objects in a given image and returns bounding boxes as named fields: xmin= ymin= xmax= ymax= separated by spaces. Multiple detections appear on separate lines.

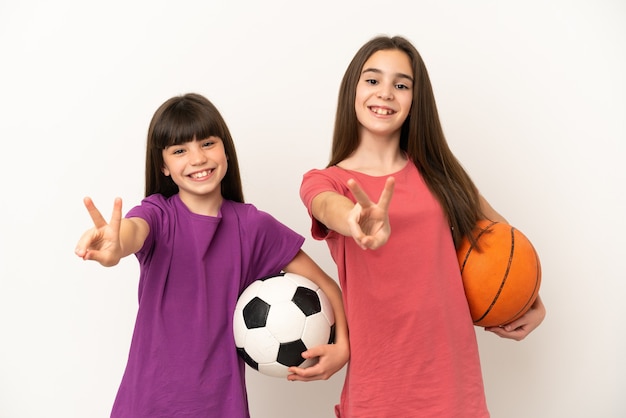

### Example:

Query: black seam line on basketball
xmin=475 ymin=226 xmax=515 ymax=324
xmin=460 ymin=220 xmax=498 ymax=273
xmin=508 ymin=245 xmax=541 ymax=321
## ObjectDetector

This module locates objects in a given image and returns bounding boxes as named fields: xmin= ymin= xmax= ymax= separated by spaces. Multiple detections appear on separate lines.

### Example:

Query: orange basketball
xmin=457 ymin=220 xmax=541 ymax=327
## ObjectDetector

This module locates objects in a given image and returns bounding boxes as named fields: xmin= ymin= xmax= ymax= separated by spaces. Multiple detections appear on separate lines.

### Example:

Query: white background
xmin=1 ymin=1 xmax=624 ymax=417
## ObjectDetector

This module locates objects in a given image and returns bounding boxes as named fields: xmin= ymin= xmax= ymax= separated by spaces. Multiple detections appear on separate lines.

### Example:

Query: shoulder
xmin=126 ymin=194 xmax=169 ymax=218
xmin=300 ymin=167 xmax=353 ymax=208
xmin=301 ymin=166 xmax=351 ymax=192
xmin=302 ymin=166 xmax=347 ymax=182
xmin=223 ymin=200 xmax=277 ymax=225
xmin=223 ymin=199 xmax=259 ymax=217
xmin=142 ymin=193 xmax=170 ymax=207
xmin=224 ymin=200 xmax=301 ymax=240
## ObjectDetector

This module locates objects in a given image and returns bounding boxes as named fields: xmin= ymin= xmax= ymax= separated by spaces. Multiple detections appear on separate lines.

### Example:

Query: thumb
xmin=300 ymin=344 xmax=325 ymax=359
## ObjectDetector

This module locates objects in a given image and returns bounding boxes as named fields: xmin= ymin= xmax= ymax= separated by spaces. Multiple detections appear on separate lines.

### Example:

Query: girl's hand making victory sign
xmin=346 ymin=177 xmax=395 ymax=250
xmin=75 ymin=197 xmax=124 ymax=267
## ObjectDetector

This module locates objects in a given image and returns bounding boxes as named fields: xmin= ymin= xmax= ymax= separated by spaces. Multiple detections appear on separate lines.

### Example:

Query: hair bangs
xmin=153 ymin=103 xmax=223 ymax=150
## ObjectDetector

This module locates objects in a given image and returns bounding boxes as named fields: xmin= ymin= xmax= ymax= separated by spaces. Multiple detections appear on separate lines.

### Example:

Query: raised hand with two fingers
xmin=346 ymin=176 xmax=395 ymax=250
xmin=74 ymin=197 xmax=124 ymax=267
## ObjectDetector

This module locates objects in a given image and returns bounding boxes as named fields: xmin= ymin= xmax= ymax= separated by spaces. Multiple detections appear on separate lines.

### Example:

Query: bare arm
xmin=282 ymin=250 xmax=349 ymax=381
xmin=311 ymin=190 xmax=356 ymax=237
xmin=75 ymin=197 xmax=149 ymax=267
xmin=311 ymin=177 xmax=395 ymax=250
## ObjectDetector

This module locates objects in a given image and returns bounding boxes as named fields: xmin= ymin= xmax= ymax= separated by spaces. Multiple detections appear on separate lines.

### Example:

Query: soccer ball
xmin=233 ymin=272 xmax=336 ymax=378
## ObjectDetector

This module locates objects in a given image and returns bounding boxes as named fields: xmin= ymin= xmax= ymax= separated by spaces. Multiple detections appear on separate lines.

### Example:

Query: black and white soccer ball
xmin=233 ymin=272 xmax=336 ymax=378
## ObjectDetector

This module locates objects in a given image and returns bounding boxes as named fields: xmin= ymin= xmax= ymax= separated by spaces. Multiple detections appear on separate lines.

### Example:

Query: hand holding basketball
xmin=484 ymin=295 xmax=546 ymax=341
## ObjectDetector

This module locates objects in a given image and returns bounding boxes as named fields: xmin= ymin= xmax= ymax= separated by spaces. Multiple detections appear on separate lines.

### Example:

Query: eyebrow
xmin=362 ymin=67 xmax=414 ymax=82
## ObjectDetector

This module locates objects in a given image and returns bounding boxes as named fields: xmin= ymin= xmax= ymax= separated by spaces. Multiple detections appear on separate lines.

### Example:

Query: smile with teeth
xmin=189 ymin=169 xmax=213 ymax=179
xmin=369 ymin=106 xmax=395 ymax=115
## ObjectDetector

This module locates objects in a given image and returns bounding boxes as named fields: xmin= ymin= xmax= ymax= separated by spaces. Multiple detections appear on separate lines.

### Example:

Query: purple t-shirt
xmin=111 ymin=194 xmax=304 ymax=418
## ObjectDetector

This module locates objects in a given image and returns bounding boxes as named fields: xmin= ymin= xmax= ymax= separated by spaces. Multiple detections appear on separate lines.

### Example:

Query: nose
xmin=377 ymin=85 xmax=394 ymax=100
xmin=189 ymin=146 xmax=208 ymax=165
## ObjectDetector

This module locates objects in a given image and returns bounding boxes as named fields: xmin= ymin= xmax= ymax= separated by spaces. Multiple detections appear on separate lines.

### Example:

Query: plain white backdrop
xmin=1 ymin=1 xmax=624 ymax=417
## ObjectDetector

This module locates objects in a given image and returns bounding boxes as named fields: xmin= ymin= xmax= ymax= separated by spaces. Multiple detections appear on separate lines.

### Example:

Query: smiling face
xmin=354 ymin=49 xmax=414 ymax=141
xmin=161 ymin=136 xmax=228 ymax=213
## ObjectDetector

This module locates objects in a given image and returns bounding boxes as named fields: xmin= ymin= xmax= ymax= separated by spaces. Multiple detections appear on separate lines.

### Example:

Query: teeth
xmin=191 ymin=170 xmax=210 ymax=178
xmin=371 ymin=107 xmax=394 ymax=115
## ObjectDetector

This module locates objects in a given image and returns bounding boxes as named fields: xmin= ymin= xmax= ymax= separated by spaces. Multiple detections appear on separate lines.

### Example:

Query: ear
xmin=162 ymin=166 xmax=170 ymax=176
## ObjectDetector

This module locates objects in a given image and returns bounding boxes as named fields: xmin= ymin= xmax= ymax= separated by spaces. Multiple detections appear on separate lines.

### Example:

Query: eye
xmin=365 ymin=79 xmax=379 ymax=86
xmin=202 ymin=140 xmax=215 ymax=148
xmin=395 ymin=83 xmax=410 ymax=90
xmin=168 ymin=147 xmax=185 ymax=155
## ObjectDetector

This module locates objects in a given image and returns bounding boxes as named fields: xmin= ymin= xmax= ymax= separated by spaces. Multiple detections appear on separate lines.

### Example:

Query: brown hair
xmin=330 ymin=35 xmax=482 ymax=247
xmin=144 ymin=93 xmax=244 ymax=203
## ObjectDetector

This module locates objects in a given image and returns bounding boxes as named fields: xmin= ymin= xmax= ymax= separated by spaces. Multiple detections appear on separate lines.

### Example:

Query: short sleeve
xmin=236 ymin=203 xmax=305 ymax=287
xmin=300 ymin=168 xmax=349 ymax=240
xmin=125 ymin=194 xmax=168 ymax=259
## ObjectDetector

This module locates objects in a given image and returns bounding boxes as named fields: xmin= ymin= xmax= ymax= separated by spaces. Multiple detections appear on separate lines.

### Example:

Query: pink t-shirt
xmin=300 ymin=161 xmax=489 ymax=418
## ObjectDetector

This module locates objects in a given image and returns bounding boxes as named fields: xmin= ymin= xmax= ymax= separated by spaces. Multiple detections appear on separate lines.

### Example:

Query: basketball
xmin=457 ymin=220 xmax=541 ymax=327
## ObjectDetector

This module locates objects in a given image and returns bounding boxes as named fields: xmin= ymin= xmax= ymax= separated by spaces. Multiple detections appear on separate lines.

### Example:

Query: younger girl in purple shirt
xmin=75 ymin=93 xmax=349 ymax=418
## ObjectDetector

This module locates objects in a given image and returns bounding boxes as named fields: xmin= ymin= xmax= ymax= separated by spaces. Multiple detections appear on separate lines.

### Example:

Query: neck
xmin=338 ymin=144 xmax=406 ymax=176
xmin=179 ymin=192 xmax=223 ymax=216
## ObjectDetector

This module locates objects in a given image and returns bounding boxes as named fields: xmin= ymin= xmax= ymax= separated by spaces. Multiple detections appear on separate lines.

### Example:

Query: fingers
xmin=108 ymin=197 xmax=123 ymax=236
xmin=286 ymin=344 xmax=349 ymax=382
xmin=83 ymin=197 xmax=107 ymax=228
xmin=346 ymin=177 xmax=395 ymax=251
xmin=74 ymin=228 xmax=99 ymax=259
xmin=300 ymin=345 xmax=324 ymax=359
xmin=484 ymin=324 xmax=529 ymax=341
xmin=286 ymin=347 xmax=318 ymax=381
xmin=347 ymin=177 xmax=395 ymax=209
xmin=347 ymin=203 xmax=367 ymax=249
xmin=486 ymin=299 xmax=545 ymax=341
xmin=83 ymin=196 xmax=123 ymax=231
xmin=484 ymin=316 xmax=535 ymax=341
xmin=347 ymin=179 xmax=373 ymax=208
xmin=287 ymin=359 xmax=329 ymax=382
xmin=75 ymin=197 xmax=123 ymax=263
xmin=377 ymin=177 xmax=395 ymax=211
xmin=287 ymin=363 xmax=327 ymax=382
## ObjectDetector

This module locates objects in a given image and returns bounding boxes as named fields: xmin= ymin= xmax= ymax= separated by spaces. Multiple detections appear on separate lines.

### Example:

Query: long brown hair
xmin=330 ymin=35 xmax=482 ymax=247
xmin=144 ymin=93 xmax=244 ymax=203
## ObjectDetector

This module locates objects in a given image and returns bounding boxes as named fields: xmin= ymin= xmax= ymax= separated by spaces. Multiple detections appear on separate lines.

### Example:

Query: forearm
xmin=283 ymin=250 xmax=349 ymax=346
xmin=311 ymin=191 xmax=355 ymax=237
xmin=318 ymin=279 xmax=349 ymax=347
xmin=118 ymin=217 xmax=149 ymax=258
